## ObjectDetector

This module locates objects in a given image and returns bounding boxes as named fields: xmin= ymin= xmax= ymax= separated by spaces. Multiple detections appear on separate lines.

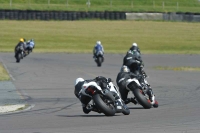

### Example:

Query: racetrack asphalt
xmin=0 ymin=52 xmax=200 ymax=133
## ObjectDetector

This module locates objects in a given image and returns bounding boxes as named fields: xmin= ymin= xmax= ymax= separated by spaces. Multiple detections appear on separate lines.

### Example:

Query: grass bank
xmin=0 ymin=63 xmax=10 ymax=81
xmin=0 ymin=20 xmax=200 ymax=54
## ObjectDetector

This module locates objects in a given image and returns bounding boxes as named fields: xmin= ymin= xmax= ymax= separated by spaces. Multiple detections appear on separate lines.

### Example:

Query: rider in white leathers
xmin=26 ymin=39 xmax=35 ymax=53
xmin=74 ymin=76 xmax=125 ymax=114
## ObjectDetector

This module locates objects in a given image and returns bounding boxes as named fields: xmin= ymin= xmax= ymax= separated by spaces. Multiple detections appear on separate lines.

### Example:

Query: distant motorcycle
xmin=81 ymin=80 xmax=130 ymax=116
xmin=26 ymin=39 xmax=35 ymax=55
xmin=15 ymin=45 xmax=25 ymax=63
xmin=94 ymin=51 xmax=104 ymax=67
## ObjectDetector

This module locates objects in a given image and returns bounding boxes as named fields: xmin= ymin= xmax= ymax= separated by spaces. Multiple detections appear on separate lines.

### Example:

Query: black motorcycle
xmin=15 ymin=45 xmax=25 ymax=63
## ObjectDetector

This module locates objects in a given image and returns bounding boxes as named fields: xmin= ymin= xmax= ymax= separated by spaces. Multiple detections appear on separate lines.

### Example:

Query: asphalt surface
xmin=0 ymin=52 xmax=200 ymax=133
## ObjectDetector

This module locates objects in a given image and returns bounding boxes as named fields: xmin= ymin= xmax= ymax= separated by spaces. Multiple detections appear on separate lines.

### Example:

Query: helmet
xmin=75 ymin=77 xmax=84 ymax=86
xmin=19 ymin=38 xmax=24 ymax=42
xmin=96 ymin=41 xmax=101 ymax=45
xmin=130 ymin=43 xmax=139 ymax=52
xmin=120 ymin=65 xmax=130 ymax=72
xmin=30 ymin=39 xmax=34 ymax=42
xmin=132 ymin=43 xmax=137 ymax=47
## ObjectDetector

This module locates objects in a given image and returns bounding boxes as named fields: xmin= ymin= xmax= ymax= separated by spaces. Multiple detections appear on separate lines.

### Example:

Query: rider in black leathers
xmin=117 ymin=43 xmax=158 ymax=107
xmin=116 ymin=65 xmax=158 ymax=107
xmin=116 ymin=65 xmax=138 ymax=104
xmin=14 ymin=38 xmax=26 ymax=58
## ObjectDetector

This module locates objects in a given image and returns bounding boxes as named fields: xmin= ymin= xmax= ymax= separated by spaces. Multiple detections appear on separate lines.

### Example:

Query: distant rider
xmin=74 ymin=76 xmax=125 ymax=114
xmin=26 ymin=39 xmax=35 ymax=53
xmin=93 ymin=41 xmax=104 ymax=60
xmin=123 ymin=42 xmax=146 ymax=76
xmin=14 ymin=38 xmax=26 ymax=57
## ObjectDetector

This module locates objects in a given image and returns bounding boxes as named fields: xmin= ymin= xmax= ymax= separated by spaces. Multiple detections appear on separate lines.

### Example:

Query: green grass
xmin=0 ymin=0 xmax=200 ymax=12
xmin=155 ymin=66 xmax=200 ymax=71
xmin=0 ymin=63 xmax=10 ymax=81
xmin=0 ymin=20 xmax=200 ymax=54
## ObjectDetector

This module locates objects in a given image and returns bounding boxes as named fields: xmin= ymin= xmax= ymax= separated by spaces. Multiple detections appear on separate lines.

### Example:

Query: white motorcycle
xmin=81 ymin=79 xmax=130 ymax=116
xmin=126 ymin=71 xmax=158 ymax=109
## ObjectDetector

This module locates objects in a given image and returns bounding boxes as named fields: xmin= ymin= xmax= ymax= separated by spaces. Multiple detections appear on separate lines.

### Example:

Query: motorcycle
xmin=82 ymin=80 xmax=130 ymax=116
xmin=94 ymin=51 xmax=104 ymax=67
xmin=126 ymin=67 xmax=158 ymax=109
xmin=26 ymin=41 xmax=35 ymax=55
xmin=15 ymin=45 xmax=25 ymax=63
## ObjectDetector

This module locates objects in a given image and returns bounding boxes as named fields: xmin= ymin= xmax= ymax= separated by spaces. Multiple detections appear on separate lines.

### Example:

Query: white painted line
xmin=0 ymin=104 xmax=26 ymax=113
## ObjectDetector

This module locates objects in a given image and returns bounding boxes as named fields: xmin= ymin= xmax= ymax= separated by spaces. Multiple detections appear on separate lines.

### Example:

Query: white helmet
xmin=75 ymin=77 xmax=84 ymax=86
xmin=120 ymin=65 xmax=130 ymax=72
xmin=96 ymin=41 xmax=101 ymax=45
xmin=132 ymin=43 xmax=137 ymax=47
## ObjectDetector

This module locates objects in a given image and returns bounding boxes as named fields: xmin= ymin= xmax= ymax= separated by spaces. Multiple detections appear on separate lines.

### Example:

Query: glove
xmin=136 ymin=74 xmax=143 ymax=80
xmin=135 ymin=60 xmax=141 ymax=65
xmin=107 ymin=78 xmax=112 ymax=83
xmin=129 ymin=72 xmax=137 ymax=78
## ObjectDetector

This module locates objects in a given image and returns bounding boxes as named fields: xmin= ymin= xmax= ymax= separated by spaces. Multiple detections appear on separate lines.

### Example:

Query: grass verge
xmin=0 ymin=63 xmax=10 ymax=81
xmin=154 ymin=66 xmax=200 ymax=71
xmin=0 ymin=20 xmax=200 ymax=54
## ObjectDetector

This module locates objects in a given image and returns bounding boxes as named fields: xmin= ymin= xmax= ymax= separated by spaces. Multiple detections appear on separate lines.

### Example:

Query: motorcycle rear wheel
xmin=16 ymin=53 xmax=21 ymax=63
xmin=97 ymin=57 xmax=102 ymax=67
xmin=93 ymin=94 xmax=116 ymax=116
xmin=133 ymin=88 xmax=152 ymax=109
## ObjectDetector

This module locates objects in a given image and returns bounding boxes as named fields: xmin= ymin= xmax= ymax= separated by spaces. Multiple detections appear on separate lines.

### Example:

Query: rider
xmin=123 ymin=43 xmax=146 ymax=76
xmin=74 ymin=76 xmax=125 ymax=114
xmin=116 ymin=65 xmax=158 ymax=107
xmin=129 ymin=42 xmax=141 ymax=54
xmin=93 ymin=41 xmax=104 ymax=59
xmin=26 ymin=39 xmax=35 ymax=53
xmin=14 ymin=38 xmax=26 ymax=57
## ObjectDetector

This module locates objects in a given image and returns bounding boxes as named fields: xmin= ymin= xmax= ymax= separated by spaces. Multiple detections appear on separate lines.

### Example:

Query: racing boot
xmin=115 ymin=99 xmax=123 ymax=113
xmin=147 ymin=88 xmax=154 ymax=103
xmin=124 ymin=98 xmax=137 ymax=105
xmin=148 ymin=93 xmax=158 ymax=108
xmin=82 ymin=104 xmax=91 ymax=114
xmin=153 ymin=100 xmax=159 ymax=108
xmin=91 ymin=105 xmax=101 ymax=113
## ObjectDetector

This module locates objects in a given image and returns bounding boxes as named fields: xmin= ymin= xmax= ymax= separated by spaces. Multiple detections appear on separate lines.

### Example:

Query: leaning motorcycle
xmin=94 ymin=51 xmax=104 ymax=67
xmin=15 ymin=45 xmax=25 ymax=63
xmin=82 ymin=80 xmax=130 ymax=116
xmin=126 ymin=69 xmax=158 ymax=109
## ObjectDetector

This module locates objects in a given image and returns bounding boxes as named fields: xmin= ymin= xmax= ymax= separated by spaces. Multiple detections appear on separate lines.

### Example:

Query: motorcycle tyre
xmin=93 ymin=94 xmax=116 ymax=116
xmin=16 ymin=53 xmax=21 ymax=63
xmin=97 ymin=57 xmax=102 ymax=67
xmin=133 ymin=88 xmax=152 ymax=109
